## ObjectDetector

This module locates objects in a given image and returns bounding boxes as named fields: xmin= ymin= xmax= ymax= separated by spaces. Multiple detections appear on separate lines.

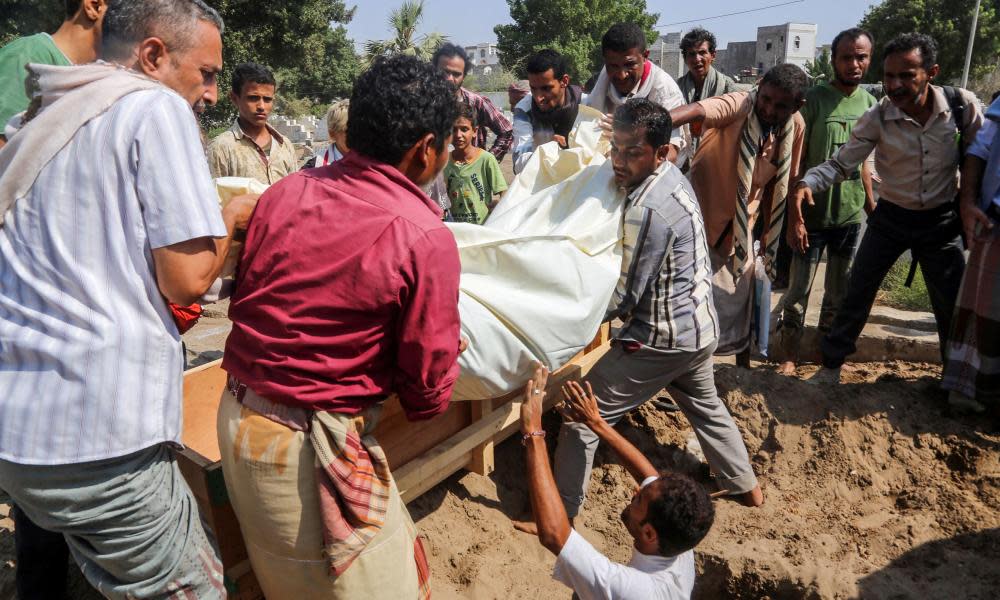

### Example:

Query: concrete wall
xmin=650 ymin=32 xmax=685 ymax=80
xmin=755 ymin=23 xmax=817 ymax=72
xmin=718 ymin=41 xmax=757 ymax=79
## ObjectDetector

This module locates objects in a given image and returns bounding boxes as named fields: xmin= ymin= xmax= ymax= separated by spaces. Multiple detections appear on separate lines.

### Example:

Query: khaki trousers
xmin=217 ymin=390 xmax=423 ymax=599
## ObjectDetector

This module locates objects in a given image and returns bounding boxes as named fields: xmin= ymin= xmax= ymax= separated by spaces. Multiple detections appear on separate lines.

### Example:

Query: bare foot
xmin=776 ymin=361 xmax=796 ymax=376
xmin=740 ymin=485 xmax=764 ymax=507
xmin=512 ymin=519 xmax=538 ymax=536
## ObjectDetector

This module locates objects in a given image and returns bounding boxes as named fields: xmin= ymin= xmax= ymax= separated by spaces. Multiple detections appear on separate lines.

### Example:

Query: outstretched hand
xmin=520 ymin=363 xmax=549 ymax=434
xmin=558 ymin=380 xmax=604 ymax=430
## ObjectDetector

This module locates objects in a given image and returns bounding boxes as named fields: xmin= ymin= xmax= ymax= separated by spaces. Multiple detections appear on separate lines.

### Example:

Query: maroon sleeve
xmin=393 ymin=228 xmax=462 ymax=420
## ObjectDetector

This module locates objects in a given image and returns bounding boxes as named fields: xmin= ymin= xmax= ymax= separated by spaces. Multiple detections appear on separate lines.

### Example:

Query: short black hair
xmin=883 ymin=33 xmax=937 ymax=71
xmin=680 ymin=27 xmax=717 ymax=55
xmin=830 ymin=27 xmax=874 ymax=59
xmin=432 ymin=42 xmax=470 ymax=75
xmin=348 ymin=55 xmax=459 ymax=165
xmin=612 ymin=98 xmax=672 ymax=149
xmin=760 ymin=63 xmax=810 ymax=102
xmin=231 ymin=63 xmax=275 ymax=96
xmin=65 ymin=0 xmax=82 ymax=18
xmin=644 ymin=473 xmax=715 ymax=557
xmin=525 ymin=49 xmax=569 ymax=80
xmin=602 ymin=22 xmax=648 ymax=54
xmin=456 ymin=101 xmax=478 ymax=128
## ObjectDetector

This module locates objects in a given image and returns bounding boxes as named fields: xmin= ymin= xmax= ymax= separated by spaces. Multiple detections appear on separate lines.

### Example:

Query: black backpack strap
xmin=941 ymin=85 xmax=967 ymax=155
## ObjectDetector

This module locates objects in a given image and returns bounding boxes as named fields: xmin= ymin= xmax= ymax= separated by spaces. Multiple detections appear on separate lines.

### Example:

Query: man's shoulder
xmin=208 ymin=126 xmax=240 ymax=152
xmin=0 ymin=33 xmax=60 ymax=63
xmin=513 ymin=94 xmax=533 ymax=117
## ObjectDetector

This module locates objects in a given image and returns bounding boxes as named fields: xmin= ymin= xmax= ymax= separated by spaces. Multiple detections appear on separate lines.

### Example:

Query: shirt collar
xmin=230 ymin=118 xmax=286 ymax=145
xmin=628 ymin=547 xmax=684 ymax=574
xmin=338 ymin=152 xmax=444 ymax=219
xmin=625 ymin=162 xmax=669 ymax=203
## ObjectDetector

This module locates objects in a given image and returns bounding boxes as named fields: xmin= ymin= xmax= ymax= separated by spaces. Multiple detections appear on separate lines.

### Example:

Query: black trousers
xmin=13 ymin=504 xmax=69 ymax=600
xmin=820 ymin=201 xmax=966 ymax=368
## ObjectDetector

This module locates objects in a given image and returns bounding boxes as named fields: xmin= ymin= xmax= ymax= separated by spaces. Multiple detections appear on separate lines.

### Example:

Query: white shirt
xmin=0 ymin=88 xmax=227 ymax=465
xmin=552 ymin=477 xmax=696 ymax=600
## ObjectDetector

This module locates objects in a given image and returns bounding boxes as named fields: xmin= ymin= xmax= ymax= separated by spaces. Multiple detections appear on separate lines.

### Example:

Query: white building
xmin=649 ymin=32 xmax=684 ymax=80
xmin=755 ymin=23 xmax=817 ymax=72
xmin=464 ymin=42 xmax=501 ymax=76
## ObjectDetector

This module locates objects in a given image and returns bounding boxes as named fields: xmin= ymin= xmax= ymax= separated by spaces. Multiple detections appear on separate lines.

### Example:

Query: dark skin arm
xmin=668 ymin=102 xmax=707 ymax=129
xmin=520 ymin=364 xmax=572 ymax=555
xmin=559 ymin=381 xmax=657 ymax=484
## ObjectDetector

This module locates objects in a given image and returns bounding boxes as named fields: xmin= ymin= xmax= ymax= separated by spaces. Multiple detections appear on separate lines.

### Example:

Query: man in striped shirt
xmin=0 ymin=1 xmax=256 ymax=597
xmin=434 ymin=42 xmax=513 ymax=161
xmin=552 ymin=99 xmax=763 ymax=520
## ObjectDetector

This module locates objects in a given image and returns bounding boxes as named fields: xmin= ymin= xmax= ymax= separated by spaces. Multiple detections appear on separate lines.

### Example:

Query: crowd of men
xmin=0 ymin=1 xmax=997 ymax=599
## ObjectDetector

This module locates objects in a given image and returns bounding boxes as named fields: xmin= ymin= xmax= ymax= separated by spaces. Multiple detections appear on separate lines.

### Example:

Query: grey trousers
xmin=0 ymin=444 xmax=225 ymax=599
xmin=554 ymin=341 xmax=759 ymax=517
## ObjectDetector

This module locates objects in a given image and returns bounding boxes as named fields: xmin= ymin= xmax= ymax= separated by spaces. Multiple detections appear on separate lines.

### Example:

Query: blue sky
xmin=347 ymin=0 xmax=883 ymax=52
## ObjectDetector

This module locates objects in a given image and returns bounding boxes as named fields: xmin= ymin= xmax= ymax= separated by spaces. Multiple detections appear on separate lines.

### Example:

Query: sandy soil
xmin=414 ymin=360 xmax=1000 ymax=599
xmin=3 ymin=363 xmax=998 ymax=599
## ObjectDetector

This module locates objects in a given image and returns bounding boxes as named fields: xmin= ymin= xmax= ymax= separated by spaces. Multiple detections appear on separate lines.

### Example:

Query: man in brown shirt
xmin=795 ymin=34 xmax=983 ymax=383
xmin=670 ymin=64 xmax=808 ymax=362
xmin=208 ymin=62 xmax=297 ymax=184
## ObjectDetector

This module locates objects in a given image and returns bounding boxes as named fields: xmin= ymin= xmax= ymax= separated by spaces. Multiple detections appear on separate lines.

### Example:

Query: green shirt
xmin=0 ymin=33 xmax=71 ymax=133
xmin=444 ymin=150 xmax=508 ymax=224
xmin=799 ymin=81 xmax=877 ymax=230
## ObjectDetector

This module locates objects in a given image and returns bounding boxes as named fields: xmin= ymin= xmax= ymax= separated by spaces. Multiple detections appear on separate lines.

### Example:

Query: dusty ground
xmin=413 ymin=361 xmax=1000 ymax=600
xmin=2 ymin=361 xmax=998 ymax=599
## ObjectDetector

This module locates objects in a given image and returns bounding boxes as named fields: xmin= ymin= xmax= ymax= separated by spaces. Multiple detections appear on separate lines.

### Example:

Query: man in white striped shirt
xmin=551 ymin=99 xmax=763 ymax=521
xmin=0 ymin=1 xmax=256 ymax=597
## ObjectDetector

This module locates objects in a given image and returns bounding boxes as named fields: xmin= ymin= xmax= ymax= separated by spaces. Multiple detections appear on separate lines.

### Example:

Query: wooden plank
xmin=182 ymin=358 xmax=226 ymax=463
xmin=400 ymin=451 xmax=472 ymax=504
xmin=467 ymin=398 xmax=495 ymax=475
xmin=376 ymin=397 xmax=471 ymax=471
xmin=394 ymin=343 xmax=610 ymax=501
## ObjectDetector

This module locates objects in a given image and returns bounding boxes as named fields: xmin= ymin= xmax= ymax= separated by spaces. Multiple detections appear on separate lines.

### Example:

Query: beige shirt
xmin=801 ymin=85 xmax=983 ymax=211
xmin=687 ymin=91 xmax=805 ymax=251
xmin=207 ymin=119 xmax=298 ymax=185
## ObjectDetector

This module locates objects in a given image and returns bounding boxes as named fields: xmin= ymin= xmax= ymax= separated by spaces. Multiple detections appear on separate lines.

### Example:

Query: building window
xmin=480 ymin=49 xmax=486 ymax=58
xmin=766 ymin=40 xmax=772 ymax=51
xmin=794 ymin=36 xmax=801 ymax=50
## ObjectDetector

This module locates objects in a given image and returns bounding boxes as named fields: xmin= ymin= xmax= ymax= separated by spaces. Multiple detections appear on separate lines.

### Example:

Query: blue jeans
xmin=777 ymin=223 xmax=861 ymax=360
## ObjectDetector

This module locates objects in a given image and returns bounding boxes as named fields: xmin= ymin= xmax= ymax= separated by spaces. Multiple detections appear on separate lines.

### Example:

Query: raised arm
xmin=560 ymin=380 xmax=657 ymax=484
xmin=520 ymin=364 xmax=572 ymax=555
xmin=668 ymin=102 xmax=706 ymax=128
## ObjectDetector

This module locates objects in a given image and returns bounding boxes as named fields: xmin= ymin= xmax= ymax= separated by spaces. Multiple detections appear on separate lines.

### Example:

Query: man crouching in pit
xmin=519 ymin=364 xmax=713 ymax=598
xmin=542 ymin=98 xmax=764 ymax=525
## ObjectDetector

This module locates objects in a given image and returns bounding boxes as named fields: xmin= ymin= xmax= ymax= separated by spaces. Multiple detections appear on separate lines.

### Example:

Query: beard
xmin=835 ymin=72 xmax=862 ymax=87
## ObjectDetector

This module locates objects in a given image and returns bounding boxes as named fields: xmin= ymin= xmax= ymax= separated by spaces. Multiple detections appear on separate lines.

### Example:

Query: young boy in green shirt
xmin=445 ymin=102 xmax=508 ymax=224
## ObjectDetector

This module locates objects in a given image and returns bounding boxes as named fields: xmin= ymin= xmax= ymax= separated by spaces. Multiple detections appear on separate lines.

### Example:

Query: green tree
xmin=494 ymin=0 xmax=659 ymax=84
xmin=805 ymin=47 xmax=834 ymax=83
xmin=207 ymin=0 xmax=361 ymax=126
xmin=364 ymin=0 xmax=445 ymax=66
xmin=0 ymin=0 xmax=62 ymax=46
xmin=860 ymin=0 xmax=1000 ymax=84
xmin=464 ymin=68 xmax=518 ymax=92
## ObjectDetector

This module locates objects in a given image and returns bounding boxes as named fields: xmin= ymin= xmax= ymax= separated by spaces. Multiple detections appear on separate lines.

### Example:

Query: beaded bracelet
xmin=522 ymin=431 xmax=546 ymax=445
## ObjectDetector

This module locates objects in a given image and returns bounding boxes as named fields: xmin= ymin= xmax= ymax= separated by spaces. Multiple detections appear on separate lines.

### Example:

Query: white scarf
xmin=0 ymin=62 xmax=162 ymax=227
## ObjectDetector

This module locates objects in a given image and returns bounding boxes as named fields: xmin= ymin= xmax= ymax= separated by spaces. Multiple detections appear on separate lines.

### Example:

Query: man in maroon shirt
xmin=217 ymin=55 xmax=462 ymax=599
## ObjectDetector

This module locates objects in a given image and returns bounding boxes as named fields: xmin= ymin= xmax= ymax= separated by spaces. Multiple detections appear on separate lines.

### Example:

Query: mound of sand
xmin=414 ymin=361 xmax=1000 ymax=599
xmin=4 ymin=361 xmax=998 ymax=599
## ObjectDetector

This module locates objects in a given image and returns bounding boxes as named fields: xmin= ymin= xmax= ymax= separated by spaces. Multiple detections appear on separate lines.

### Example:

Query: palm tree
xmin=364 ymin=0 xmax=446 ymax=67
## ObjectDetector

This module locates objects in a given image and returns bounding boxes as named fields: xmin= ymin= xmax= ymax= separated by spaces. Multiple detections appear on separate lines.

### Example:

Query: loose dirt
xmin=3 ymin=361 xmax=998 ymax=599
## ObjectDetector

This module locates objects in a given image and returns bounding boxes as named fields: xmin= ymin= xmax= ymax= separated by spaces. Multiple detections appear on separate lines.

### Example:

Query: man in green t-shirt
xmin=777 ymin=28 xmax=878 ymax=375
xmin=0 ymin=0 xmax=106 ymax=148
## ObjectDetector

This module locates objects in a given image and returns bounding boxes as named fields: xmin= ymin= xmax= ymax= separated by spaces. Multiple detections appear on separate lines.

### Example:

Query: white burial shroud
xmin=213 ymin=107 xmax=625 ymax=400
xmin=449 ymin=106 xmax=625 ymax=399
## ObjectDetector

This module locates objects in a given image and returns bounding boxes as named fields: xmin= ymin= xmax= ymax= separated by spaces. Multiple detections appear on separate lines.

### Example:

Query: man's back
xmin=224 ymin=151 xmax=461 ymax=418
xmin=0 ymin=88 xmax=225 ymax=464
